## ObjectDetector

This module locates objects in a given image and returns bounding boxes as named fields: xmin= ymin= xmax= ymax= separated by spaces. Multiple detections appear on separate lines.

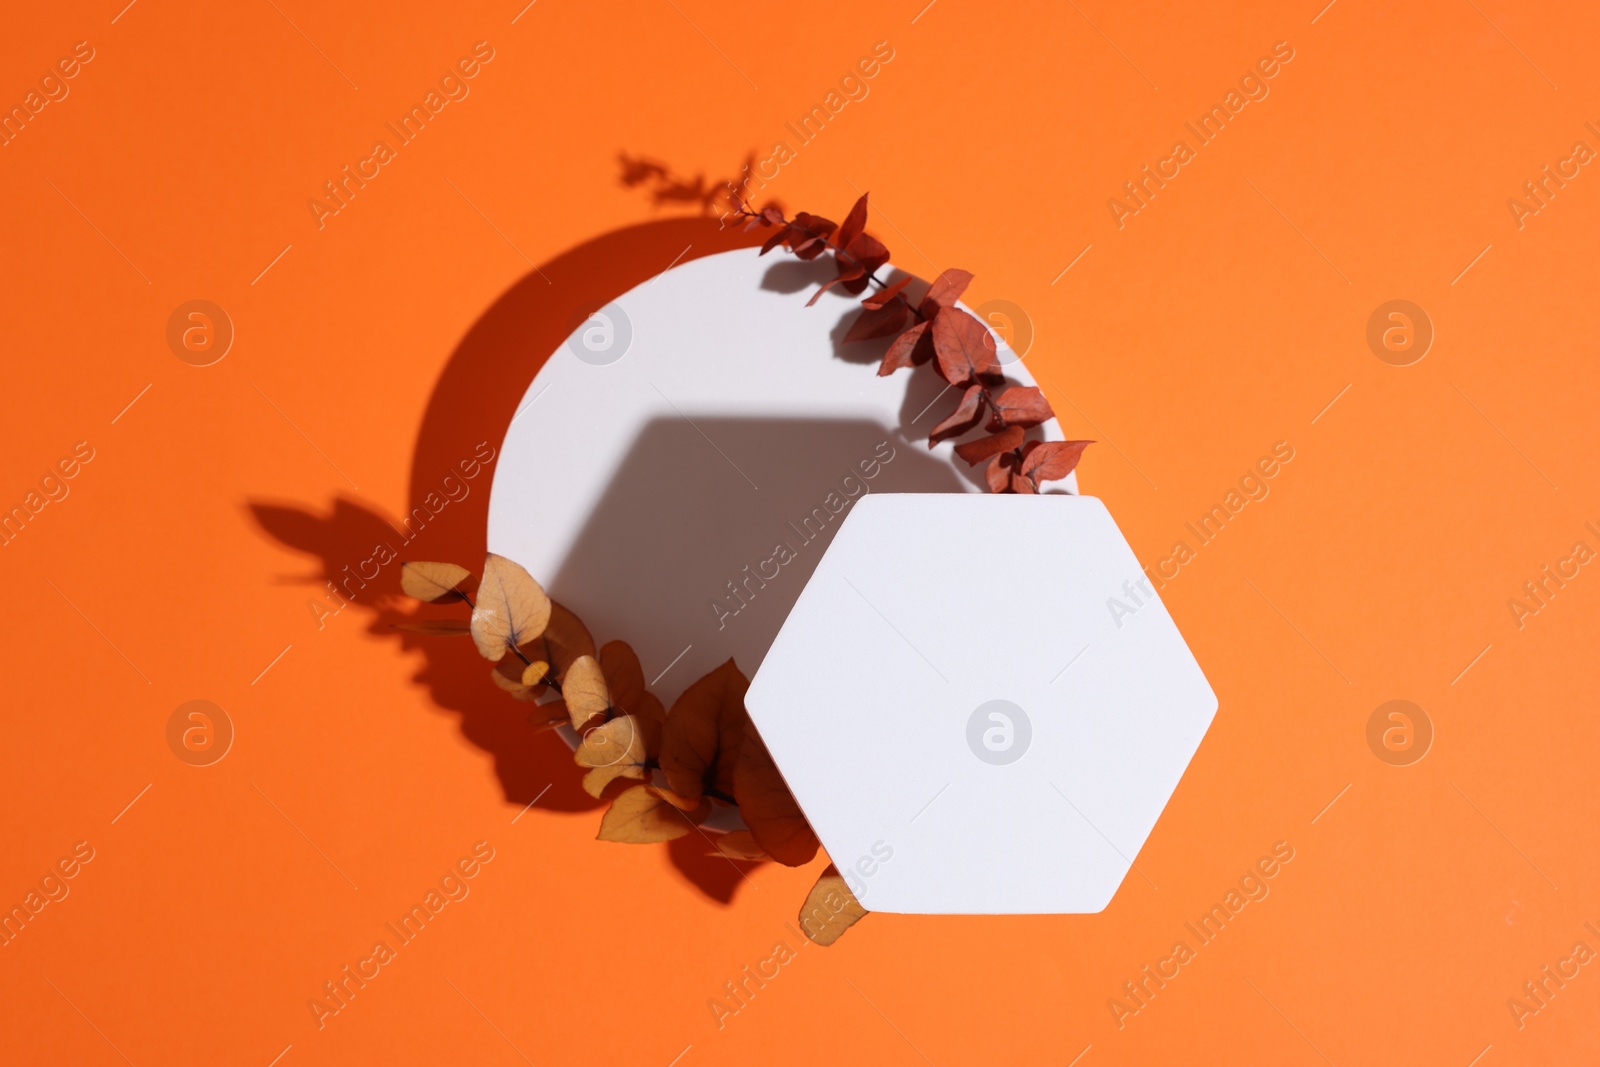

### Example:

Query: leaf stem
xmin=737 ymin=204 xmax=1013 ymax=409
xmin=734 ymin=204 xmax=908 ymax=308
xmin=735 ymin=200 xmax=1060 ymax=490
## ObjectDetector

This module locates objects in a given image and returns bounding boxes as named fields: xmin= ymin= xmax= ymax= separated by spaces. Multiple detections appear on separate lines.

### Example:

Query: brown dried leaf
xmin=469 ymin=554 xmax=552 ymax=662
xmin=400 ymin=561 xmax=473 ymax=603
xmin=877 ymin=320 xmax=933 ymax=376
xmin=929 ymin=384 xmax=986 ymax=447
xmin=733 ymin=721 xmax=819 ymax=866
xmin=797 ymin=864 xmax=869 ymax=947
xmin=391 ymin=618 xmax=472 ymax=636
xmin=529 ymin=601 xmax=596 ymax=684
xmin=580 ymin=766 xmax=639 ymax=799
xmin=954 ymin=425 xmax=1024 ymax=466
xmin=597 ymin=784 xmax=700 ymax=844
xmin=646 ymin=783 xmax=704 ymax=812
xmin=528 ymin=703 xmax=569 ymax=731
xmin=659 ymin=658 xmax=749 ymax=802
xmin=931 ymin=308 xmax=1002 ymax=386
xmin=990 ymin=386 xmax=1054 ymax=429
xmin=597 ymin=641 xmax=643 ymax=707
xmin=563 ymin=655 xmax=611 ymax=730
xmin=600 ymin=640 xmax=662 ymax=755
xmin=712 ymin=830 xmax=770 ymax=861
xmin=637 ymin=714 xmax=664 ymax=760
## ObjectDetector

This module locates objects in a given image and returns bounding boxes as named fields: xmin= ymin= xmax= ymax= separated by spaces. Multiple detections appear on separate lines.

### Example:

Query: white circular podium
xmin=486 ymin=247 xmax=1073 ymax=705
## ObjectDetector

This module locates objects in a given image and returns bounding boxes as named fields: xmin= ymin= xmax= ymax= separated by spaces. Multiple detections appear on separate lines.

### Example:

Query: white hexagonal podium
xmin=745 ymin=493 xmax=1217 ymax=914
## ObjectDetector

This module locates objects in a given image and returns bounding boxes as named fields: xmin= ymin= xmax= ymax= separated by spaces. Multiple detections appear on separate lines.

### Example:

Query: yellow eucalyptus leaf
xmin=798 ymin=864 xmax=868 ymax=947
xmin=581 ymin=764 xmax=646 ymax=798
xmin=646 ymin=783 xmax=705 ymax=812
xmin=469 ymin=554 xmax=552 ymax=662
xmin=400 ymin=561 xmax=473 ymax=603
xmin=489 ymin=666 xmax=540 ymax=702
xmin=711 ymin=830 xmax=770 ymax=861
xmin=575 ymin=714 xmax=645 ymax=769
xmin=597 ymin=785 xmax=702 ymax=844
xmin=563 ymin=655 xmax=611 ymax=729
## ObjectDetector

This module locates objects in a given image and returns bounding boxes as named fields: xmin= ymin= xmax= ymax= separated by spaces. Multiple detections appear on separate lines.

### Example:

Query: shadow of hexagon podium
xmin=744 ymin=494 xmax=1218 ymax=914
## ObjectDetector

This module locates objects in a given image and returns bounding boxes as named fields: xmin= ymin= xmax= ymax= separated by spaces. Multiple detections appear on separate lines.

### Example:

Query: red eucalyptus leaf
xmin=990 ymin=386 xmax=1054 ymax=429
xmin=1020 ymin=440 xmax=1093 ymax=483
xmin=929 ymin=384 xmax=986 ymax=446
xmin=878 ymin=321 xmax=933 ymax=376
xmin=790 ymin=211 xmax=835 ymax=234
xmin=787 ymin=212 xmax=835 ymax=258
xmin=985 ymin=451 xmax=1019 ymax=493
xmin=931 ymin=308 xmax=1002 ymax=386
xmin=839 ymin=233 xmax=888 ymax=296
xmin=845 ymin=302 xmax=911 ymax=342
xmin=835 ymin=254 xmax=867 ymax=280
xmin=862 ymin=276 xmax=912 ymax=309
xmin=804 ymin=281 xmax=838 ymax=307
xmin=837 ymin=193 xmax=869 ymax=250
xmin=954 ymin=425 xmax=1025 ymax=465
xmin=833 ymin=260 xmax=867 ymax=289
xmin=759 ymin=226 xmax=791 ymax=255
xmin=746 ymin=205 xmax=786 ymax=235
xmin=759 ymin=197 xmax=1083 ymax=507
xmin=844 ymin=231 xmax=888 ymax=268
xmin=807 ymin=260 xmax=866 ymax=306
xmin=920 ymin=268 xmax=974 ymax=315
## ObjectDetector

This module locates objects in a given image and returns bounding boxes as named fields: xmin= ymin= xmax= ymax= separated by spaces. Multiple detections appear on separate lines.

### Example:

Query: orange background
xmin=4 ymin=1 xmax=1598 ymax=1063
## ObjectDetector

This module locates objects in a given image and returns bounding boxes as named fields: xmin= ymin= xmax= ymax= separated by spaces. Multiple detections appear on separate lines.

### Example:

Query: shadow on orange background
xmin=249 ymin=211 xmax=763 ymax=902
